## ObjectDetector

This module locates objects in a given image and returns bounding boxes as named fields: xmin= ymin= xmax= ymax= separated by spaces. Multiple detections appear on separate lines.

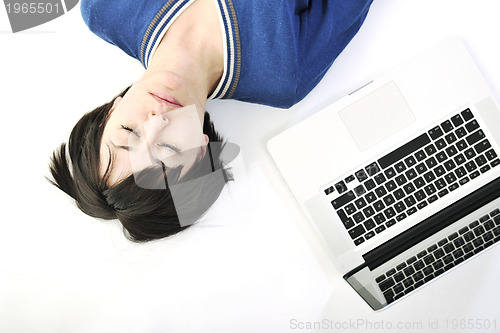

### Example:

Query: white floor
xmin=1 ymin=1 xmax=499 ymax=332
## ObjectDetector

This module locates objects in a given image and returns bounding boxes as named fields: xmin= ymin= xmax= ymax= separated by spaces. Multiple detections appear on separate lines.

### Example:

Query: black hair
xmin=48 ymin=86 xmax=232 ymax=242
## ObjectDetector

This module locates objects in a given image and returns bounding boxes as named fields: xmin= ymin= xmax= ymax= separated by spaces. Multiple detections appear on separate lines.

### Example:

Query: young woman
xmin=49 ymin=0 xmax=373 ymax=242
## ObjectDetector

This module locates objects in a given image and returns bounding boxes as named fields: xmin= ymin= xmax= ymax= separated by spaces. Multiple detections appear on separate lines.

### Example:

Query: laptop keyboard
xmin=323 ymin=108 xmax=500 ymax=246
xmin=376 ymin=207 xmax=500 ymax=305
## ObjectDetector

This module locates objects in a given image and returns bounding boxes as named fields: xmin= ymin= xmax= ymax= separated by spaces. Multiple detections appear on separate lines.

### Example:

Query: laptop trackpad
xmin=340 ymin=81 xmax=415 ymax=151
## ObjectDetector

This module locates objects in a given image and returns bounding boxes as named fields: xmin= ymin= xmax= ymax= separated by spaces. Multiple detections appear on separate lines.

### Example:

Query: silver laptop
xmin=267 ymin=37 xmax=500 ymax=310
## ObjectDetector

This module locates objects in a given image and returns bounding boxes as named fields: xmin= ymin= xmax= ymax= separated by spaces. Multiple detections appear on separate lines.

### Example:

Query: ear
xmin=110 ymin=97 xmax=122 ymax=114
xmin=198 ymin=135 xmax=210 ymax=159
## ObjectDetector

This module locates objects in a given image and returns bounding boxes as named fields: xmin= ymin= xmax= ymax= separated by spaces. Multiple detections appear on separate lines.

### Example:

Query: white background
xmin=1 ymin=1 xmax=499 ymax=332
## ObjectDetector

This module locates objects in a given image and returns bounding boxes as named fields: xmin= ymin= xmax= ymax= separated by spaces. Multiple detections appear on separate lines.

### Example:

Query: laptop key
xmin=365 ymin=231 xmax=376 ymax=239
xmin=334 ymin=181 xmax=348 ymax=194
xmin=379 ymin=278 xmax=395 ymax=292
xmin=345 ymin=175 xmax=355 ymax=183
xmin=364 ymin=219 xmax=376 ymax=230
xmin=417 ymin=202 xmax=428 ymax=210
xmin=337 ymin=209 xmax=349 ymax=222
xmin=458 ymin=226 xmax=469 ymax=234
xmin=363 ymin=206 xmax=375 ymax=218
xmin=417 ymin=250 xmax=427 ymax=259
xmin=446 ymin=145 xmax=458 ymax=157
xmin=485 ymin=149 xmax=498 ymax=161
xmin=402 ymin=277 xmax=414 ymax=288
xmin=433 ymin=260 xmax=444 ymax=270
xmin=384 ymin=167 xmax=396 ymax=179
xmin=484 ymin=220 xmax=495 ymax=231
xmin=476 ymin=155 xmax=487 ymax=167
xmin=405 ymin=156 xmax=417 ymax=167
xmin=342 ymin=218 xmax=355 ymax=230
xmin=422 ymin=266 xmax=434 ymax=276
xmin=353 ymin=212 xmax=365 ymax=223
xmin=365 ymin=162 xmax=380 ymax=176
xmin=354 ymin=237 xmax=365 ymax=246
xmin=349 ymin=225 xmax=366 ymax=239
xmin=442 ymin=254 xmax=453 ymax=264
xmin=355 ymin=169 xmax=369 ymax=182
xmin=456 ymin=139 xmax=468 ymax=151
xmin=464 ymin=231 xmax=475 ymax=242
xmin=441 ymin=120 xmax=454 ymax=132
xmin=373 ymin=213 xmax=386 ymax=224
xmin=407 ymin=207 xmax=418 ymax=215
xmin=364 ymin=179 xmax=376 ymax=191
xmin=396 ymin=213 xmax=407 ymax=222
xmin=378 ymin=133 xmax=431 ymax=169
xmin=403 ymin=266 xmax=415 ymax=276
xmin=425 ymin=144 xmax=437 ymax=156
xmin=415 ymin=150 xmax=427 ymax=161
xmin=383 ymin=290 xmax=395 ymax=303
xmin=454 ymin=153 xmax=466 ymax=165
xmin=385 ymin=180 xmax=397 ymax=192
xmin=479 ymin=215 xmax=490 ymax=223
xmin=455 ymin=126 xmax=467 ymax=138
xmin=469 ymin=220 xmax=480 ymax=228
xmin=345 ymin=203 xmax=356 ymax=215
xmin=466 ymin=129 xmax=485 ymax=145
xmin=465 ymin=119 xmax=480 ymax=133
xmin=428 ymin=126 xmax=444 ymax=139
xmin=461 ymin=108 xmax=474 ymax=121
xmin=383 ymin=194 xmax=395 ymax=206
xmin=475 ymin=139 xmax=491 ymax=154
xmin=407 ymin=256 xmax=417 ymax=265
xmin=354 ymin=185 xmax=366 ymax=196
xmin=413 ymin=271 xmax=424 ymax=282
xmin=443 ymin=243 xmax=455 ymax=253
xmin=438 ymin=238 xmax=448 ymax=246
xmin=324 ymin=186 xmax=335 ymax=195
xmin=404 ymin=195 xmax=416 ymax=207
xmin=384 ymin=207 xmax=396 ymax=219
xmin=434 ymin=248 xmax=445 ymax=259
xmin=386 ymin=219 xmax=396 ymax=228
xmin=393 ymin=283 xmax=404 ymax=295
xmin=331 ymin=191 xmax=355 ymax=209
xmin=395 ymin=162 xmax=406 ymax=173
xmin=435 ymin=138 xmax=447 ymax=150
xmin=483 ymin=231 xmax=494 ymax=242
xmin=451 ymin=114 xmax=464 ymax=126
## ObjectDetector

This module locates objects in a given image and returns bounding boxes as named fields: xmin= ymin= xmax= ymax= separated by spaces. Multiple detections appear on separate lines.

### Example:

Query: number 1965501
xmin=6 ymin=2 xmax=62 ymax=14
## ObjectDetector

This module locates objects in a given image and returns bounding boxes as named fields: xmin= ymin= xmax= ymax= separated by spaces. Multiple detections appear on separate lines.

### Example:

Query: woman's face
xmin=100 ymin=71 xmax=209 ymax=185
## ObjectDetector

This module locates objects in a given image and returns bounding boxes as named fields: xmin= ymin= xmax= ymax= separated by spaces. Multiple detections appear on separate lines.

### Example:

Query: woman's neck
xmin=147 ymin=0 xmax=224 ymax=99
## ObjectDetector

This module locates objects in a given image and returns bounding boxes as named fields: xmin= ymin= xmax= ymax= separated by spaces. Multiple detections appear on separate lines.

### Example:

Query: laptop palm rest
xmin=340 ymin=81 xmax=415 ymax=151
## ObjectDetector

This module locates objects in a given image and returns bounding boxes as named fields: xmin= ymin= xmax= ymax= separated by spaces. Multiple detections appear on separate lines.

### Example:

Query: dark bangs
xmin=48 ymin=86 xmax=232 ymax=242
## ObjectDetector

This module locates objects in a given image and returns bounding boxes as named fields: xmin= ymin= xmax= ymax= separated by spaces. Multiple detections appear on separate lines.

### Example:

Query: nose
xmin=142 ymin=111 xmax=169 ymax=142
xmin=148 ymin=110 xmax=170 ymax=123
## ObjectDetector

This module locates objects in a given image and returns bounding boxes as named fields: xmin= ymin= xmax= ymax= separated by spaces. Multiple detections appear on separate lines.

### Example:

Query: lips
xmin=151 ymin=92 xmax=183 ymax=107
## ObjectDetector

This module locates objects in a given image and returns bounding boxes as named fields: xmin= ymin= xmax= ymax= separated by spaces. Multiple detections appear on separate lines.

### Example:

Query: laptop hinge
xmin=362 ymin=176 xmax=500 ymax=271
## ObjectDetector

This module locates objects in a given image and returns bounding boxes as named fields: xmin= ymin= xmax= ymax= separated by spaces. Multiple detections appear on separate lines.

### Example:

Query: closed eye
xmin=121 ymin=125 xmax=140 ymax=137
xmin=158 ymin=142 xmax=181 ymax=153
xmin=121 ymin=125 xmax=180 ymax=153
